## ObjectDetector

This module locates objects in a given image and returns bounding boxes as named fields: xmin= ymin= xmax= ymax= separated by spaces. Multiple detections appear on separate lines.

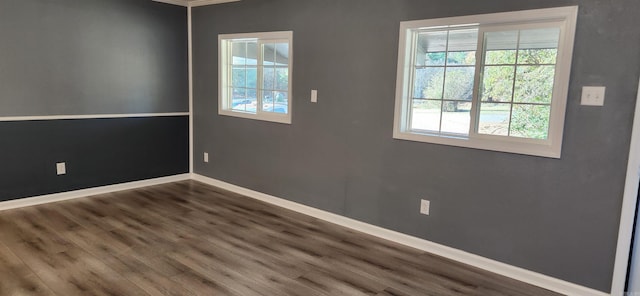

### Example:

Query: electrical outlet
xmin=420 ymin=199 xmax=430 ymax=215
xmin=204 ymin=152 xmax=209 ymax=163
xmin=311 ymin=89 xmax=318 ymax=103
xmin=56 ymin=162 xmax=66 ymax=175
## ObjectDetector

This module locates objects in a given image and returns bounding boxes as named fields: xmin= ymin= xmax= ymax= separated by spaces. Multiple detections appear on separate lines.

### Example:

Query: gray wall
xmin=0 ymin=0 xmax=189 ymax=200
xmin=0 ymin=0 xmax=188 ymax=116
xmin=192 ymin=0 xmax=640 ymax=292
xmin=0 ymin=117 xmax=189 ymax=201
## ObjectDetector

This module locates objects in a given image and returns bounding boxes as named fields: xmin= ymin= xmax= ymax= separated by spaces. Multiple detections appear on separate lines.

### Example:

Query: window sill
xmin=218 ymin=109 xmax=291 ymax=124
xmin=392 ymin=130 xmax=561 ymax=159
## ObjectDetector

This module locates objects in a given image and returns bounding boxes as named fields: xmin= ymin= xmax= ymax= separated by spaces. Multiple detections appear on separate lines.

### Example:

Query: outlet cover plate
xmin=56 ymin=162 xmax=66 ymax=175
xmin=420 ymin=199 xmax=430 ymax=215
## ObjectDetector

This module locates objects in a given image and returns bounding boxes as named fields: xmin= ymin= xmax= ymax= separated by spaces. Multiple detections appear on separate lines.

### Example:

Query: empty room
xmin=1 ymin=0 xmax=640 ymax=295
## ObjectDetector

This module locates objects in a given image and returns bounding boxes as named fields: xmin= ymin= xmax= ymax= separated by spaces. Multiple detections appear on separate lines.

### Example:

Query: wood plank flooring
xmin=0 ymin=181 xmax=562 ymax=296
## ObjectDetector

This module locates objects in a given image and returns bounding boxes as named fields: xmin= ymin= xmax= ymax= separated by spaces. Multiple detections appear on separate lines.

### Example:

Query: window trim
xmin=218 ymin=31 xmax=293 ymax=124
xmin=393 ymin=6 xmax=578 ymax=158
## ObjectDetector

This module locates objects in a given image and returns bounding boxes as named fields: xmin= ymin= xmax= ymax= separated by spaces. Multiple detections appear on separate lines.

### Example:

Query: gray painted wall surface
xmin=0 ymin=1 xmax=189 ymax=200
xmin=192 ymin=0 xmax=640 ymax=292
xmin=0 ymin=0 xmax=188 ymax=116
xmin=0 ymin=117 xmax=189 ymax=201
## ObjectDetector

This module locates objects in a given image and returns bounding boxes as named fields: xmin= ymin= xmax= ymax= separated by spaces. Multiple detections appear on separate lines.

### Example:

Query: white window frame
xmin=218 ymin=31 xmax=293 ymax=124
xmin=393 ymin=7 xmax=578 ymax=158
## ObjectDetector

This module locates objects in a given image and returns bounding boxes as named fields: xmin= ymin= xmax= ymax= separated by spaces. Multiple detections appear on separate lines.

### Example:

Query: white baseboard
xmin=191 ymin=173 xmax=609 ymax=296
xmin=0 ymin=112 xmax=189 ymax=122
xmin=0 ymin=174 xmax=190 ymax=211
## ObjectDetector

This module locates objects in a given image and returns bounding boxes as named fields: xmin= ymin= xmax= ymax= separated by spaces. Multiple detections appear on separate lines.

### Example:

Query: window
xmin=393 ymin=7 xmax=578 ymax=158
xmin=219 ymin=31 xmax=292 ymax=124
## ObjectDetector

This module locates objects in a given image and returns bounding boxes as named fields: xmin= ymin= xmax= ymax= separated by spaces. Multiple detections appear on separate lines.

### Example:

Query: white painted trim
xmin=152 ymin=0 xmax=240 ymax=7
xmin=191 ymin=173 xmax=608 ymax=296
xmin=188 ymin=6 xmax=194 ymax=174
xmin=218 ymin=31 xmax=293 ymax=125
xmin=152 ymin=0 xmax=188 ymax=7
xmin=629 ymin=195 xmax=640 ymax=293
xmin=188 ymin=0 xmax=240 ymax=7
xmin=392 ymin=6 xmax=578 ymax=159
xmin=0 ymin=174 xmax=190 ymax=212
xmin=611 ymin=77 xmax=640 ymax=295
xmin=0 ymin=112 xmax=189 ymax=122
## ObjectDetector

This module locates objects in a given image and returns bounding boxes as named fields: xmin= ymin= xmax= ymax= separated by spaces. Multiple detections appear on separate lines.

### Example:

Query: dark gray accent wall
xmin=0 ymin=0 xmax=189 ymax=200
xmin=192 ymin=0 xmax=640 ymax=292
xmin=0 ymin=116 xmax=189 ymax=201
xmin=0 ymin=0 xmax=188 ymax=116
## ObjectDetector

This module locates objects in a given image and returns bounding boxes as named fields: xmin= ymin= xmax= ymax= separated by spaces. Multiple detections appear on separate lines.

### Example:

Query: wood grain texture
xmin=0 ymin=181 xmax=563 ymax=296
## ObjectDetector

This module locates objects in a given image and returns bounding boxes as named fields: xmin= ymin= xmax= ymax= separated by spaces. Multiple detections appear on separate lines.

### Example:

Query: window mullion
xmin=507 ymin=30 xmax=522 ymax=137
xmin=469 ymin=26 xmax=485 ymax=138
xmin=256 ymin=40 xmax=264 ymax=116
xmin=406 ymin=30 xmax=419 ymax=132
xmin=438 ymin=30 xmax=450 ymax=134
xmin=227 ymin=41 xmax=234 ymax=110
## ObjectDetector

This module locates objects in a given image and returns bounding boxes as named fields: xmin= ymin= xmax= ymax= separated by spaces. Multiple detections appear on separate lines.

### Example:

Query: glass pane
xmin=263 ymin=43 xmax=276 ymax=65
xmin=247 ymin=89 xmax=257 ymax=102
xmin=447 ymin=51 xmax=476 ymax=65
xmin=262 ymin=91 xmax=274 ymax=112
xmin=245 ymin=99 xmax=257 ymax=113
xmin=485 ymin=50 xmax=517 ymax=65
xmin=484 ymin=30 xmax=518 ymax=64
xmin=410 ymin=99 xmax=441 ymax=132
xmin=246 ymin=67 xmax=257 ymax=88
xmin=414 ymin=67 xmax=444 ymax=99
xmin=514 ymin=65 xmax=555 ymax=104
xmin=447 ymin=29 xmax=478 ymax=52
xmin=232 ymin=67 xmax=246 ymax=88
xmin=425 ymin=52 xmax=446 ymax=66
xmin=481 ymin=66 xmax=515 ymax=102
xmin=273 ymin=92 xmax=288 ymax=114
xmin=244 ymin=41 xmax=258 ymax=65
xmin=262 ymin=67 xmax=275 ymax=90
xmin=231 ymin=42 xmax=247 ymax=65
xmin=441 ymin=101 xmax=470 ymax=135
xmin=478 ymin=103 xmax=510 ymax=136
xmin=262 ymin=92 xmax=288 ymax=114
xmin=416 ymin=31 xmax=447 ymax=66
xmin=275 ymin=43 xmax=289 ymax=66
xmin=419 ymin=31 xmax=448 ymax=52
xmin=485 ymin=30 xmax=518 ymax=51
xmin=518 ymin=28 xmax=559 ymax=65
xmin=231 ymin=88 xmax=246 ymax=111
xmin=519 ymin=28 xmax=560 ymax=50
xmin=246 ymin=89 xmax=257 ymax=112
xmin=510 ymin=104 xmax=550 ymax=139
xmin=275 ymin=68 xmax=288 ymax=91
xmin=518 ymin=48 xmax=558 ymax=65
xmin=231 ymin=88 xmax=256 ymax=113
xmin=444 ymin=67 xmax=474 ymax=101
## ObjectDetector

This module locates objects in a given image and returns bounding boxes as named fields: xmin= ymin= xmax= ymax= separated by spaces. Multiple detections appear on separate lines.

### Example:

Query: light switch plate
xmin=581 ymin=86 xmax=606 ymax=106
xmin=311 ymin=90 xmax=318 ymax=103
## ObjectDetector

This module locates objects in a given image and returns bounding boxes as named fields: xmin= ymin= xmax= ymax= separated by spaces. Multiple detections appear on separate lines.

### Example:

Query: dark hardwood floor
xmin=0 ymin=181 xmax=562 ymax=296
